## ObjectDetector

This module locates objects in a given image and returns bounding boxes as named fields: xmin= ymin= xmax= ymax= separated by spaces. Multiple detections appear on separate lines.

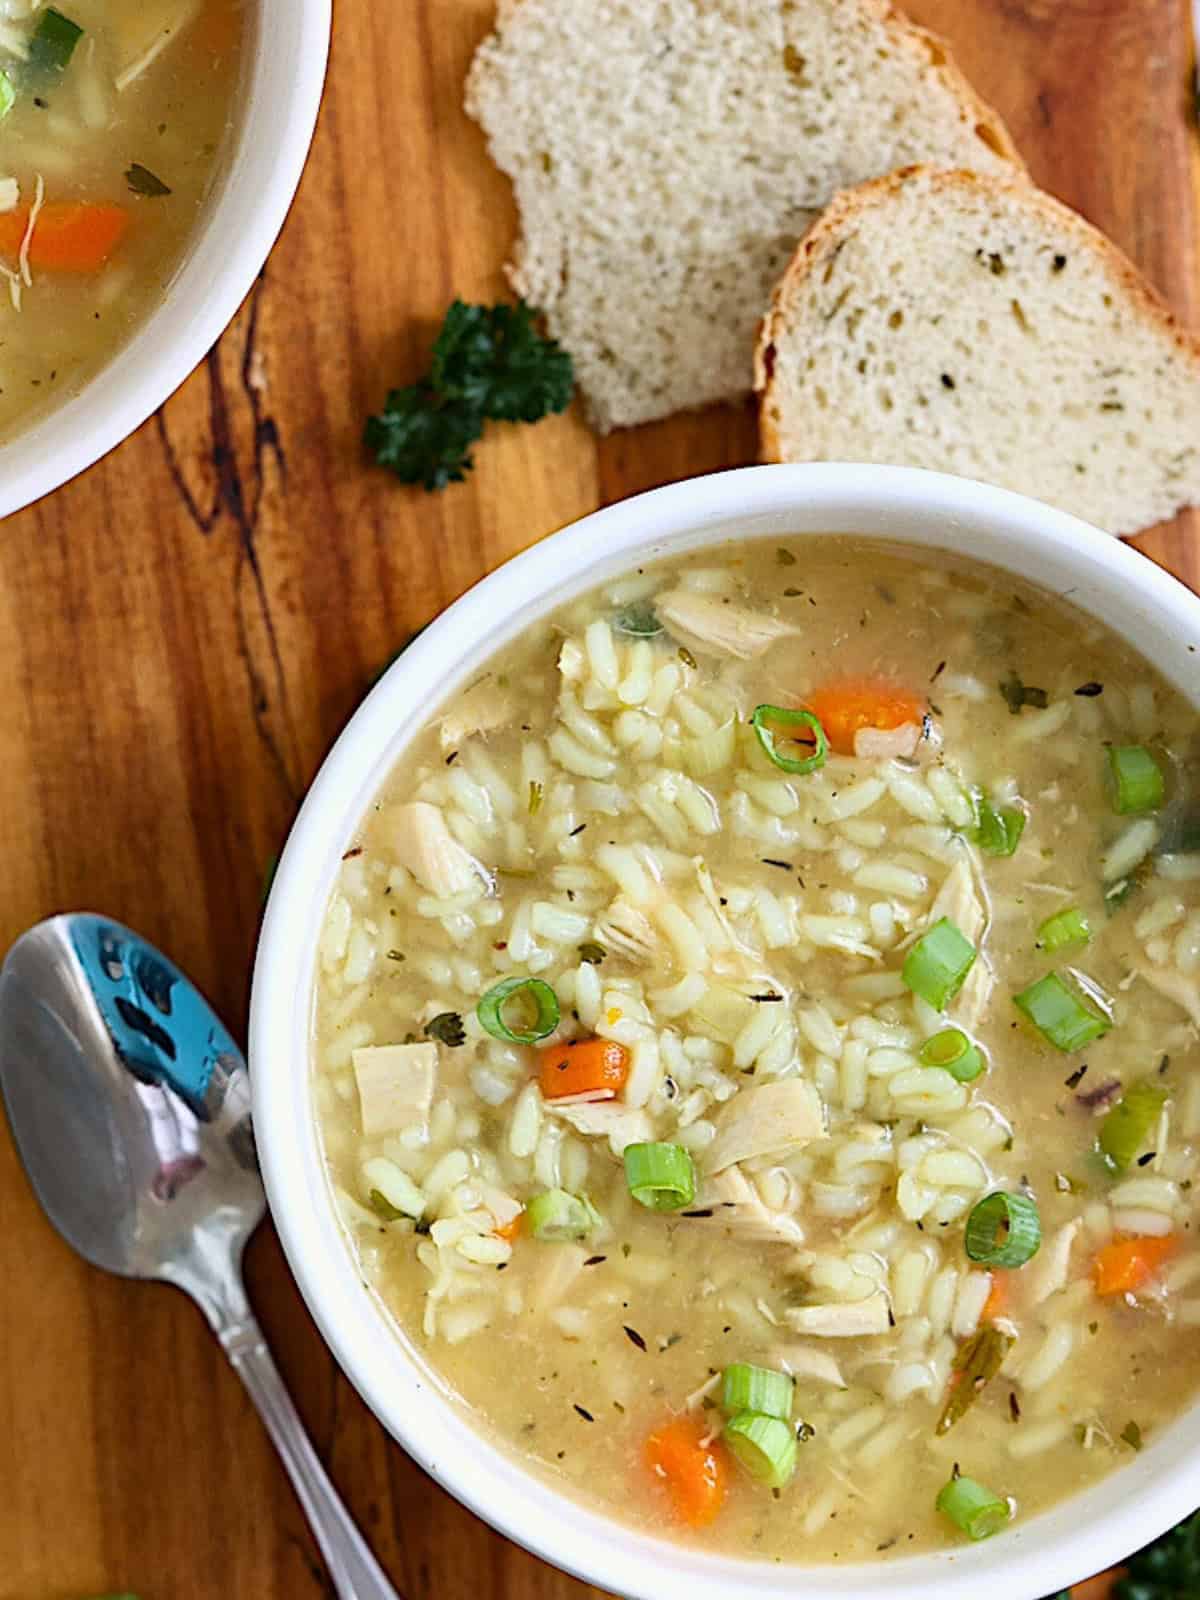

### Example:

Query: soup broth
xmin=312 ymin=539 xmax=1200 ymax=1561
xmin=0 ymin=0 xmax=245 ymax=442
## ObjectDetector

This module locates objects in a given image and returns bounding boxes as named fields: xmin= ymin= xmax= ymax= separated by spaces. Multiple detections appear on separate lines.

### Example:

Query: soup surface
xmin=312 ymin=538 xmax=1200 ymax=1562
xmin=0 ymin=0 xmax=245 ymax=443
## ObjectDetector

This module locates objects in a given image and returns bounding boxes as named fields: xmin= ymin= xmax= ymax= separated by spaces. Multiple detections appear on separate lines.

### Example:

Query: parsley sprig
xmin=365 ymin=300 xmax=573 ymax=491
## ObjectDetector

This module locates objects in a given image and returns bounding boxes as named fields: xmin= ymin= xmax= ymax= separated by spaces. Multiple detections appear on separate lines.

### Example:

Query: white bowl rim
xmin=251 ymin=463 xmax=1200 ymax=1600
xmin=0 ymin=0 xmax=332 ymax=520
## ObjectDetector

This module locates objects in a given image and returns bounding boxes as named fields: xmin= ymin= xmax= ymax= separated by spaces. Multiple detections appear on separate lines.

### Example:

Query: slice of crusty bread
xmin=757 ymin=166 xmax=1200 ymax=536
xmin=466 ymin=0 xmax=1021 ymax=432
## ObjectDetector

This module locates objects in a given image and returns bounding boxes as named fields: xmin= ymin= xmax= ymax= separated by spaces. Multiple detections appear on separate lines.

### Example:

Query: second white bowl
xmin=251 ymin=464 xmax=1200 ymax=1600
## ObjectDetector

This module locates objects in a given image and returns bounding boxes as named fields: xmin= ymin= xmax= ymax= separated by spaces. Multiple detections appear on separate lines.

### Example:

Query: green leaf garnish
xmin=125 ymin=162 xmax=172 ymax=196
xmin=424 ymin=1011 xmax=466 ymax=1047
xmin=365 ymin=301 xmax=572 ymax=491
xmin=364 ymin=381 xmax=484 ymax=491
xmin=999 ymin=669 xmax=1049 ymax=715
xmin=431 ymin=299 xmax=573 ymax=422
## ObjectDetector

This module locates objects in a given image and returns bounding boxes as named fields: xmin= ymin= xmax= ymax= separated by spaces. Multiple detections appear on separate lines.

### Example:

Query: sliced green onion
xmin=936 ymin=1474 xmax=1010 ymax=1541
xmin=965 ymin=1191 xmax=1042 ymax=1268
xmin=977 ymin=799 xmax=1026 ymax=857
xmin=919 ymin=1027 xmax=985 ymax=1082
xmin=613 ymin=602 xmax=662 ymax=637
xmin=27 ymin=8 xmax=83 ymax=76
xmin=750 ymin=704 xmax=827 ymax=775
xmin=1035 ymin=906 xmax=1092 ymax=954
xmin=1097 ymin=1080 xmax=1168 ymax=1172
xmin=624 ymin=1141 xmax=696 ymax=1211
xmin=902 ymin=918 xmax=976 ymax=1010
xmin=525 ymin=1188 xmax=599 ymax=1241
xmin=721 ymin=1363 xmax=794 ymax=1422
xmin=0 ymin=70 xmax=14 ymax=119
xmin=1013 ymin=970 xmax=1111 ymax=1052
xmin=476 ymin=975 xmax=560 ymax=1043
xmin=723 ymin=1412 xmax=797 ymax=1489
xmin=1107 ymin=745 xmax=1164 ymax=815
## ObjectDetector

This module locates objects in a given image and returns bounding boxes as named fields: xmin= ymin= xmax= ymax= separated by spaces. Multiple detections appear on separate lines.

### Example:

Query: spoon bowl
xmin=0 ymin=912 xmax=398 ymax=1600
xmin=0 ymin=914 xmax=262 ymax=1320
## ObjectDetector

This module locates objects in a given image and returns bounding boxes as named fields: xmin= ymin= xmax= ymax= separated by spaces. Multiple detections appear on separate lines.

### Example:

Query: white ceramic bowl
xmin=251 ymin=464 xmax=1200 ymax=1600
xmin=0 ymin=0 xmax=331 ymax=520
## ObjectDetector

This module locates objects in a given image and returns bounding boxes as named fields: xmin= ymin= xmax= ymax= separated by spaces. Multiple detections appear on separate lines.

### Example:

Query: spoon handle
xmin=220 ymin=1316 xmax=402 ymax=1600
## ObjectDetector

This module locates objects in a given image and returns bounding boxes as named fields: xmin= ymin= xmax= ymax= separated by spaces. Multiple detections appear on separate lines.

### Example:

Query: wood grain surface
xmin=0 ymin=3 xmax=1196 ymax=1597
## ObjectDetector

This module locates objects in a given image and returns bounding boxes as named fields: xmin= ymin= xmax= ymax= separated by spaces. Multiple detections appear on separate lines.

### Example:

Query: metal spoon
xmin=0 ymin=913 xmax=399 ymax=1600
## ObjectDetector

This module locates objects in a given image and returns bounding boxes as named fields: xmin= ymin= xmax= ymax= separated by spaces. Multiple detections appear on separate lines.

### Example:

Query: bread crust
xmin=756 ymin=164 xmax=1200 ymax=463
xmin=467 ymin=1 xmax=1025 ymax=430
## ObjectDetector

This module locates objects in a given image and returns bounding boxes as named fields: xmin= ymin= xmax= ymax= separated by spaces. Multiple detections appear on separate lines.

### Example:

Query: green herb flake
xmin=27 ymin=7 xmax=82 ymax=76
xmin=528 ymin=779 xmax=544 ymax=816
xmin=613 ymin=602 xmax=662 ymax=638
xmin=1119 ymin=1420 xmax=1143 ymax=1452
xmin=577 ymin=941 xmax=606 ymax=965
xmin=425 ymin=1011 xmax=466 ymax=1047
xmin=125 ymin=162 xmax=172 ymax=197
xmin=678 ymin=645 xmax=698 ymax=670
xmin=368 ymin=1188 xmax=404 ymax=1222
xmin=999 ymin=669 xmax=1049 ymax=715
xmin=776 ymin=547 xmax=797 ymax=566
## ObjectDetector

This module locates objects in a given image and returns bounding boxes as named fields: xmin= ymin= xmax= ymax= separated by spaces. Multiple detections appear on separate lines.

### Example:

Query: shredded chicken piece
xmin=114 ymin=0 xmax=200 ymax=90
xmin=1025 ymin=1218 xmax=1082 ymax=1306
xmin=854 ymin=722 xmax=922 ymax=760
xmin=1135 ymin=964 xmax=1200 ymax=1028
xmin=783 ymin=1292 xmax=891 ymax=1337
xmin=654 ymin=589 xmax=798 ymax=661
xmin=529 ymin=1243 xmax=589 ymax=1313
xmin=549 ymin=1099 xmax=653 ymax=1156
xmin=593 ymin=897 xmax=659 ymax=962
xmin=693 ymin=858 xmax=760 ymax=959
xmin=352 ymin=1042 xmax=437 ymax=1137
xmin=704 ymin=1080 xmax=826 ymax=1173
xmin=700 ymin=1163 xmax=806 ymax=1246
xmin=929 ymin=854 xmax=985 ymax=942
xmin=684 ymin=1373 xmax=722 ymax=1411
xmin=387 ymin=801 xmax=489 ymax=898
xmin=439 ymin=677 xmax=514 ymax=751
xmin=927 ymin=852 xmax=993 ymax=1031
xmin=771 ymin=1344 xmax=847 ymax=1388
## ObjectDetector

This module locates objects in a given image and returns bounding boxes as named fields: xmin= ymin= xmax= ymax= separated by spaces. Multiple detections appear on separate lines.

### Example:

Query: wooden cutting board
xmin=0 ymin=4 xmax=1195 ymax=1597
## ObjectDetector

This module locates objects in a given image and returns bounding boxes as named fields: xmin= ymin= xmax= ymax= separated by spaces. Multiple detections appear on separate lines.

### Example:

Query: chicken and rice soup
xmin=0 ymin=0 xmax=245 ymax=443
xmin=313 ymin=538 xmax=1200 ymax=1560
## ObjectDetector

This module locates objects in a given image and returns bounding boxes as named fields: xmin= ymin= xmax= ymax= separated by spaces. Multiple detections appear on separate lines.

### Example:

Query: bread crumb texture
xmin=757 ymin=166 xmax=1200 ymax=537
xmin=466 ymin=0 xmax=1018 ymax=430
